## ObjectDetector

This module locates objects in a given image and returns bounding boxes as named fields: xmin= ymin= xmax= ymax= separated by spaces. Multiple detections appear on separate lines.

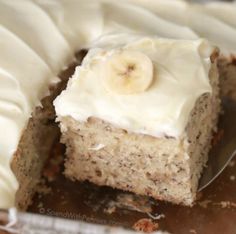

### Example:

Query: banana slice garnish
xmin=102 ymin=50 xmax=154 ymax=95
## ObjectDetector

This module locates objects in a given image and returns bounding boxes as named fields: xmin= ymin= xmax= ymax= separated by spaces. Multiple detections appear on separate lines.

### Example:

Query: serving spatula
xmin=198 ymin=98 xmax=236 ymax=191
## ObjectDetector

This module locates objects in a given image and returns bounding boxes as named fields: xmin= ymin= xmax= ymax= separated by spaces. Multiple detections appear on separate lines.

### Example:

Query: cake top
xmin=55 ymin=36 xmax=215 ymax=138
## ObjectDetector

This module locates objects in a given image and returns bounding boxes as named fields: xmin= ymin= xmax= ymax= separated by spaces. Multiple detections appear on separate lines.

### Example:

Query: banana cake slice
xmin=54 ymin=37 xmax=220 ymax=206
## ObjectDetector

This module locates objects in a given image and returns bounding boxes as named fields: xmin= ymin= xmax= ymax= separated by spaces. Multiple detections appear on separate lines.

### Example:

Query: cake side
xmin=218 ymin=56 xmax=236 ymax=101
xmin=10 ymin=68 xmax=72 ymax=210
xmin=186 ymin=60 xmax=220 ymax=200
xmin=11 ymin=110 xmax=58 ymax=210
xmin=61 ymin=116 xmax=190 ymax=204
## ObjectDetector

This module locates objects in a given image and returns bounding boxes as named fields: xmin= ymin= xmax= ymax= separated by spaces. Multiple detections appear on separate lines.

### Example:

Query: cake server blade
xmin=198 ymin=98 xmax=236 ymax=191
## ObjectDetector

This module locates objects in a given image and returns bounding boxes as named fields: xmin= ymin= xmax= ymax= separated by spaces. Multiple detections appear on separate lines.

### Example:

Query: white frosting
xmin=204 ymin=2 xmax=236 ymax=28
xmin=101 ymin=0 xmax=198 ymax=40
xmin=54 ymin=37 xmax=213 ymax=138
xmin=33 ymin=0 xmax=105 ymax=50
xmin=186 ymin=4 xmax=236 ymax=56
xmin=0 ymin=0 xmax=235 ymax=209
xmin=0 ymin=0 xmax=74 ymax=73
xmin=126 ymin=0 xmax=236 ymax=56
xmin=126 ymin=0 xmax=189 ymax=25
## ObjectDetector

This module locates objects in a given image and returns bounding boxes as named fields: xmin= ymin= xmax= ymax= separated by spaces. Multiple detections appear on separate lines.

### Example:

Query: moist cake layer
xmin=12 ymin=84 xmax=61 ymax=210
xmin=218 ymin=57 xmax=236 ymax=100
xmin=55 ymin=37 xmax=220 ymax=205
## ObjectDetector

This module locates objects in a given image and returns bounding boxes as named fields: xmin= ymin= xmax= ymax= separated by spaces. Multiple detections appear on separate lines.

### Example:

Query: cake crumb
xmin=105 ymin=193 xmax=153 ymax=214
xmin=60 ymin=200 xmax=69 ymax=206
xmin=189 ymin=229 xmax=197 ymax=234
xmin=214 ymin=201 xmax=236 ymax=209
xmin=228 ymin=161 xmax=235 ymax=168
xmin=230 ymin=175 xmax=235 ymax=181
xmin=196 ymin=192 xmax=203 ymax=201
xmin=198 ymin=199 xmax=212 ymax=208
xmin=133 ymin=218 xmax=159 ymax=233
xmin=37 ymin=202 xmax=43 ymax=209
xmin=42 ymin=143 xmax=64 ymax=182
xmin=104 ymin=206 xmax=116 ymax=214
xmin=36 ymin=179 xmax=52 ymax=195
xmin=212 ymin=129 xmax=224 ymax=146
xmin=116 ymin=194 xmax=153 ymax=213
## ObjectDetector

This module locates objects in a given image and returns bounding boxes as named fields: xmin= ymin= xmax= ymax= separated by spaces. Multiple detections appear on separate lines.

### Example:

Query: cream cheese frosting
xmin=204 ymin=2 xmax=236 ymax=28
xmin=33 ymin=0 xmax=105 ymax=51
xmin=127 ymin=0 xmax=189 ymax=25
xmin=101 ymin=0 xmax=198 ymax=40
xmin=0 ymin=0 xmax=235 ymax=209
xmin=34 ymin=0 xmax=198 ymax=46
xmin=54 ymin=37 xmax=214 ymax=138
xmin=127 ymin=0 xmax=236 ymax=56
xmin=0 ymin=0 xmax=74 ymax=73
xmin=186 ymin=4 xmax=236 ymax=56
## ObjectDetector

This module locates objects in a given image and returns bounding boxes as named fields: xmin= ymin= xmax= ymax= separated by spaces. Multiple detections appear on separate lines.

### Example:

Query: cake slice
xmin=55 ymin=37 xmax=220 ymax=206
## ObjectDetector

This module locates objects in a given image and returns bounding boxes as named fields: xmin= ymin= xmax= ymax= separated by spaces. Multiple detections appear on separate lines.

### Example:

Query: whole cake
xmin=0 ymin=0 xmax=235 ymax=209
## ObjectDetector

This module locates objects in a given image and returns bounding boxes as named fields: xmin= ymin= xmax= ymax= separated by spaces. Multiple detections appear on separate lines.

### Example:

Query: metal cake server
xmin=198 ymin=98 xmax=236 ymax=191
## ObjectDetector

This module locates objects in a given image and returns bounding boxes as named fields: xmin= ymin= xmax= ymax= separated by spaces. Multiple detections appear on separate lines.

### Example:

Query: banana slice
xmin=102 ymin=50 xmax=154 ymax=94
